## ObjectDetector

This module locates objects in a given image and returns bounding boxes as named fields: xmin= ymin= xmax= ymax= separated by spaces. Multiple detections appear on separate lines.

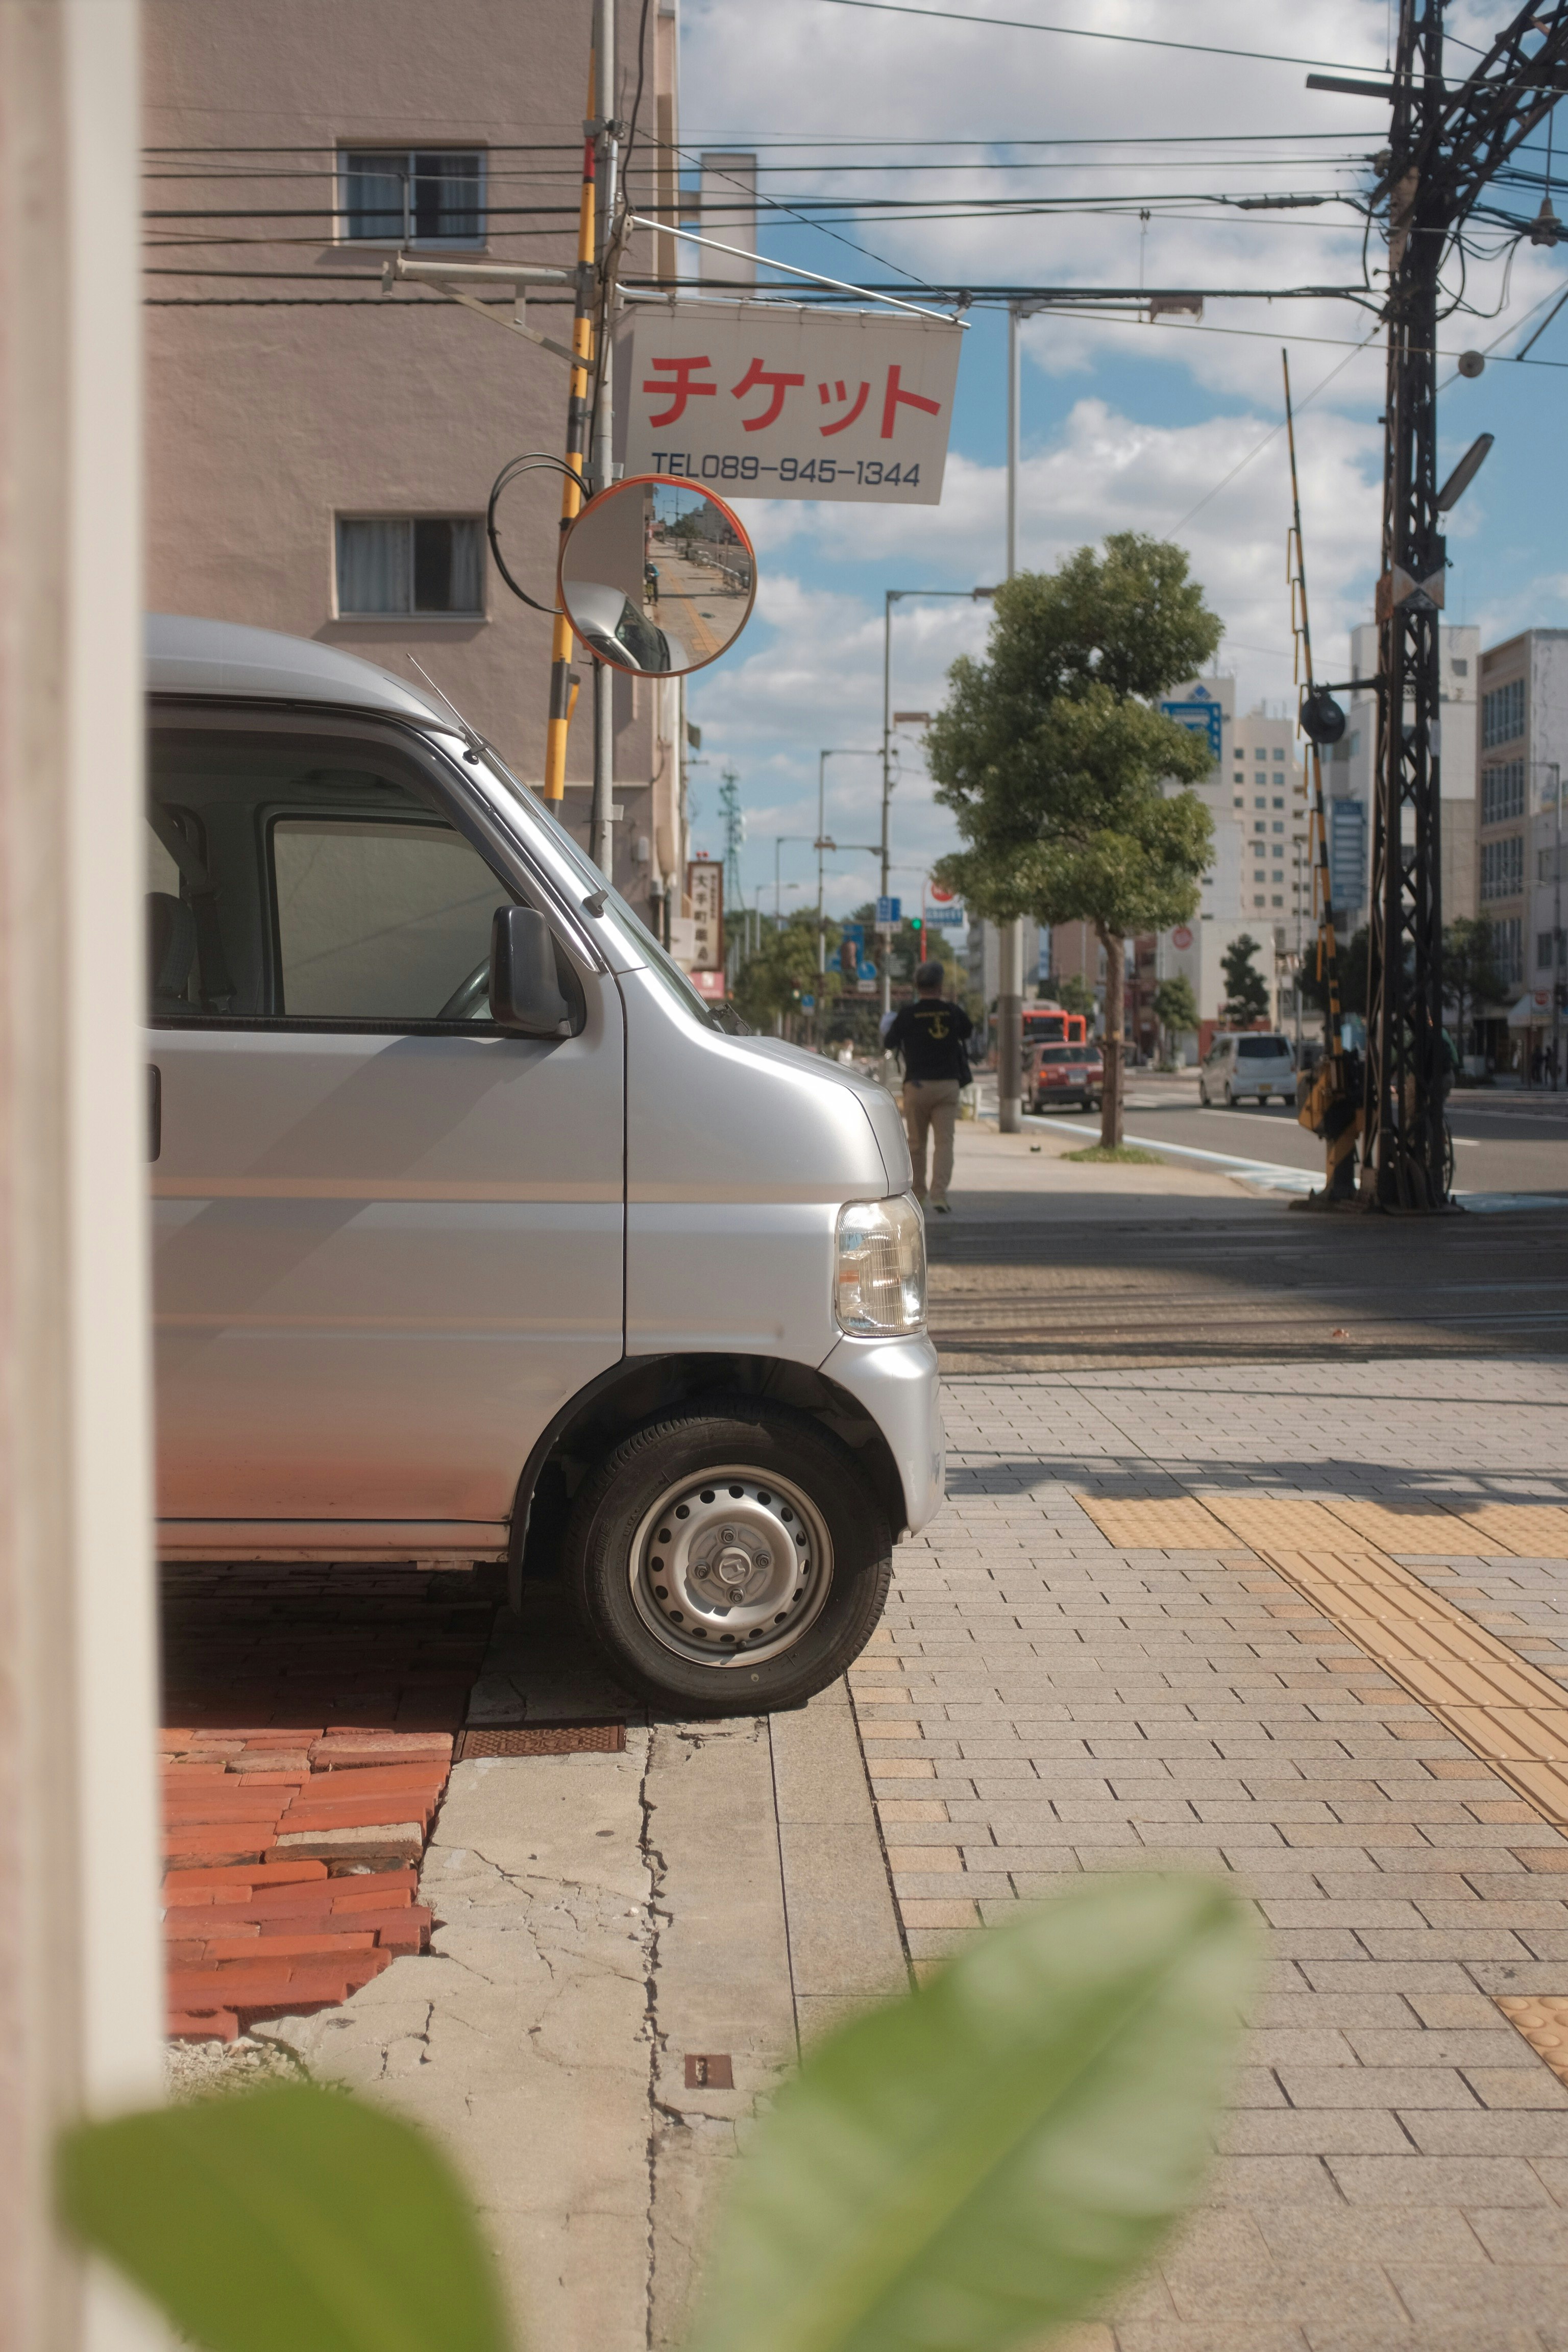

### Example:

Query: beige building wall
xmin=142 ymin=0 xmax=686 ymax=928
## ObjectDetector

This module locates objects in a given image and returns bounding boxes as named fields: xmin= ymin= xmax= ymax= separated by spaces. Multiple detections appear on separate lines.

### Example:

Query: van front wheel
xmin=562 ymin=1401 xmax=893 ymax=1716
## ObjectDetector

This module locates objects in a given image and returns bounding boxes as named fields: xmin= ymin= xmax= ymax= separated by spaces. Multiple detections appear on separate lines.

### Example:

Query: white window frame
xmin=333 ymin=514 xmax=487 ymax=622
xmin=336 ymin=147 xmax=488 ymax=250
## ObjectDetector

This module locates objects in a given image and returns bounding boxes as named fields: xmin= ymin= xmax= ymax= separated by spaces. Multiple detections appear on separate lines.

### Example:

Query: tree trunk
xmin=1099 ymin=925 xmax=1124 ymax=1149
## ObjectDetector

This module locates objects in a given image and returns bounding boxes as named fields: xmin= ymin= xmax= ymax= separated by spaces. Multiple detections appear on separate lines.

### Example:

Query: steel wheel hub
xmin=629 ymin=1468 xmax=833 ymax=1669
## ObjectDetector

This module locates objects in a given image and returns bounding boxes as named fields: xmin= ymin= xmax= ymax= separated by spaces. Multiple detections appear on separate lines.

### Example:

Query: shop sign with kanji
xmin=614 ymin=302 xmax=963 ymax=506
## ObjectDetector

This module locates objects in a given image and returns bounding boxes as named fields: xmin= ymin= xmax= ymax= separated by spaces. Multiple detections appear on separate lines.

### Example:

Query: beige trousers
xmin=902 ymin=1077 xmax=961 ymax=1204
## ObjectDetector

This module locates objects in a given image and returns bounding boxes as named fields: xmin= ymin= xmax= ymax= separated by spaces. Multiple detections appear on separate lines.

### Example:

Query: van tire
xmin=562 ymin=1400 xmax=894 ymax=1717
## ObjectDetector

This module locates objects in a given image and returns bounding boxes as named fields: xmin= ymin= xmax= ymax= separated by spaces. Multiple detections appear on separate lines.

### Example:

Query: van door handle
xmin=150 ymin=1064 xmax=161 ymax=1163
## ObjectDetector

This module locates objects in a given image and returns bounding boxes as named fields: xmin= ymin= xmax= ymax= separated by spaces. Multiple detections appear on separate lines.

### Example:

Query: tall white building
xmin=1477 ymin=630 xmax=1568 ymax=1054
xmin=1331 ymin=624 xmax=1480 ymax=932
xmin=1152 ymin=679 xmax=1309 ymax=1033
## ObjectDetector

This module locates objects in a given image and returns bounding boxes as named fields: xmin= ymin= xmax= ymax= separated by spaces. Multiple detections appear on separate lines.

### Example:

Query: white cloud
xmin=670 ymin=0 xmax=1568 ymax=910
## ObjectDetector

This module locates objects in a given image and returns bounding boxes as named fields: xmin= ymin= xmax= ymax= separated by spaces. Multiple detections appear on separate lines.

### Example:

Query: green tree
xmin=733 ymin=914 xmax=840 ymax=1033
xmin=1153 ymin=974 xmax=1200 ymax=1064
xmin=1219 ymin=935 xmax=1270 ymax=1027
xmin=1443 ymin=915 xmax=1507 ymax=1054
xmin=1054 ymin=973 xmax=1097 ymax=1022
xmin=928 ymin=535 xmax=1220 ymax=1146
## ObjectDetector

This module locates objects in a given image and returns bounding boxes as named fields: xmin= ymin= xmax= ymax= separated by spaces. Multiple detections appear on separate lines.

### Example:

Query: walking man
xmin=884 ymin=960 xmax=973 ymax=1214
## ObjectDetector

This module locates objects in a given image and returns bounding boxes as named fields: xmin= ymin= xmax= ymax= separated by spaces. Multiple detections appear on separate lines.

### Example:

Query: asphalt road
xmin=1024 ymin=1074 xmax=1568 ymax=1199
xmin=935 ymin=1073 xmax=1568 ymax=1371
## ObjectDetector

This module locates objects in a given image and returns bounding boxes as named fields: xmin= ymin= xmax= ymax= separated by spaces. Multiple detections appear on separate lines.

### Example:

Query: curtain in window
xmin=449 ymin=520 xmax=482 ymax=614
xmin=344 ymin=152 xmax=406 ymax=241
xmin=337 ymin=521 xmax=410 ymax=615
xmin=412 ymin=153 xmax=481 ymax=242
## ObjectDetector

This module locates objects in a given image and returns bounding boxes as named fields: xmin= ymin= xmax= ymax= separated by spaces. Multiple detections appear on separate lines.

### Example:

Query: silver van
xmin=146 ymin=617 xmax=942 ymax=1714
xmin=1199 ymin=1031 xmax=1296 ymax=1108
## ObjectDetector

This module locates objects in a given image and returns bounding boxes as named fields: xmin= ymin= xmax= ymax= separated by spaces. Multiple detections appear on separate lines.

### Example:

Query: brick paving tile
xmin=158 ymin=1563 xmax=498 ymax=2041
xmin=858 ymin=1363 xmax=1568 ymax=2348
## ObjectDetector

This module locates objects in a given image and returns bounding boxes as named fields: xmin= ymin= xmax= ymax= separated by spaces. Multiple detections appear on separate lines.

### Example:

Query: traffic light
xmin=909 ymin=915 xmax=922 ymax=933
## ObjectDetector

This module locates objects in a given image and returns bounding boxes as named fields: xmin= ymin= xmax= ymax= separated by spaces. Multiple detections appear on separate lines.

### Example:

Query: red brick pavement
xmin=160 ymin=1565 xmax=499 ymax=2042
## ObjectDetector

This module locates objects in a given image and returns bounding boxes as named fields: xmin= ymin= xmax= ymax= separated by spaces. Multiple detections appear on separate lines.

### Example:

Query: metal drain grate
xmin=455 ymin=1721 xmax=625 ymax=1759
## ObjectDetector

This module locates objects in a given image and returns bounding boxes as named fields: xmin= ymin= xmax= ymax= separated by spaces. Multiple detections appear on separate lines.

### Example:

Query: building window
xmin=341 ymin=150 xmax=484 ymax=246
xmin=1481 ymin=760 xmax=1526 ymax=825
xmin=1481 ymin=676 xmax=1526 ymax=749
xmin=1496 ymin=915 xmax=1523 ymax=983
xmin=1452 ymin=656 xmax=1468 ymax=676
xmin=1480 ymin=832 xmax=1524 ymax=902
xmin=336 ymin=518 xmax=484 ymax=617
xmin=1537 ymin=930 xmax=1566 ymax=970
xmin=1273 ymin=748 xmax=1284 ymax=762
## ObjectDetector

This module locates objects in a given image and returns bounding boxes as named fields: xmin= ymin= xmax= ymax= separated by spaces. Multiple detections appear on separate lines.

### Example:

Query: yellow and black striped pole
xmin=543 ymin=48 xmax=600 ymax=801
xmin=1285 ymin=350 xmax=1360 ymax=1199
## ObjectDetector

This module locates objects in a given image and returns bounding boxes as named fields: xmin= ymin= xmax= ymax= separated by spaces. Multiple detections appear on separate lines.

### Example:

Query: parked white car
xmin=146 ymin=616 xmax=940 ymax=1717
xmin=1199 ymin=1031 xmax=1296 ymax=1107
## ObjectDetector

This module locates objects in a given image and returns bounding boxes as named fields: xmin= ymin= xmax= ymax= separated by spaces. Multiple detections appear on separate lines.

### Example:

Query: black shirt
xmin=885 ymin=996 xmax=973 ymax=1084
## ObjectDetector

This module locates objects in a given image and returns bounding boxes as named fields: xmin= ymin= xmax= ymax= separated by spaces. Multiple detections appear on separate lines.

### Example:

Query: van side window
xmin=148 ymin=724 xmax=516 ymax=1030
xmin=272 ymin=816 xmax=503 ymax=1021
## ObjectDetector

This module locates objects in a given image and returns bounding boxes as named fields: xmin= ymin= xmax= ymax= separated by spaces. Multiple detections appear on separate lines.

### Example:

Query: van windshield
xmin=475 ymin=745 xmax=740 ymax=1033
xmin=1237 ymin=1036 xmax=1290 ymax=1060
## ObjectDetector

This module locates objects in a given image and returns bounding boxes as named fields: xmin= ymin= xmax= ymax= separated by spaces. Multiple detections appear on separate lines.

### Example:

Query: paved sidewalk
xmin=270 ymin=1589 xmax=905 ymax=2352
xmin=852 ymin=1360 xmax=1568 ymax=2352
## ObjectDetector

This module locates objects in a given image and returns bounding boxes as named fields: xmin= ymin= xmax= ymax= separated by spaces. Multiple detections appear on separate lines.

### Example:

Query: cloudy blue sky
xmin=670 ymin=0 xmax=1568 ymax=925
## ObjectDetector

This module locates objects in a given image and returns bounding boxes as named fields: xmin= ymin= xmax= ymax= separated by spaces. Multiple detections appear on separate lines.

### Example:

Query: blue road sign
xmin=876 ymin=896 xmax=901 ymax=923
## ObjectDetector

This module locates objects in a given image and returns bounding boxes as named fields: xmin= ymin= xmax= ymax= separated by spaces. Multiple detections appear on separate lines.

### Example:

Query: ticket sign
xmin=615 ymin=301 xmax=963 ymax=506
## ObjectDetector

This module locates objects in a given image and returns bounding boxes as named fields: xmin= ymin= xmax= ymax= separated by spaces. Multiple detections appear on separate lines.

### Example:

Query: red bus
xmin=1022 ymin=1005 xmax=1088 ymax=1050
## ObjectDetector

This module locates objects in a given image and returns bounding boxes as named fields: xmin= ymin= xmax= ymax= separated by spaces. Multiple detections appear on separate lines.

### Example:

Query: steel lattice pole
xmin=1366 ymin=0 xmax=1449 ymax=1208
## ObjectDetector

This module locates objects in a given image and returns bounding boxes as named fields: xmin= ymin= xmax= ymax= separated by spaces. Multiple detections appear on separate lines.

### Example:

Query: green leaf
xmin=689 ymin=1875 xmax=1256 ymax=2352
xmin=58 ymin=2082 xmax=511 ymax=2352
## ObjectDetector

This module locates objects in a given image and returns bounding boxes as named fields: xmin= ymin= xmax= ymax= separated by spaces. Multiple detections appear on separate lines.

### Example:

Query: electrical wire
xmin=814 ymin=0 xmax=1395 ymax=75
xmin=1171 ymin=326 xmax=1382 ymax=531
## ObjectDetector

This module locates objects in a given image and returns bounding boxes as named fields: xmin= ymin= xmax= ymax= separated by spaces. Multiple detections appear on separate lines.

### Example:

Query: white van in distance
xmin=146 ymin=617 xmax=943 ymax=1716
xmin=1199 ymin=1031 xmax=1297 ymax=1108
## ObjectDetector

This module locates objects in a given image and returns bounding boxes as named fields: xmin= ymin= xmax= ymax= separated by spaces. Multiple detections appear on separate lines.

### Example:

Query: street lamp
xmin=774 ymin=835 xmax=813 ymax=922
xmin=881 ymin=589 xmax=996 ymax=1014
xmin=817 ymin=749 xmax=879 ymax=976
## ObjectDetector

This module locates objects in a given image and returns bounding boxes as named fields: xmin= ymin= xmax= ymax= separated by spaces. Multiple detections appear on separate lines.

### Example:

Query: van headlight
xmin=835 ymin=1194 xmax=926 ymax=1336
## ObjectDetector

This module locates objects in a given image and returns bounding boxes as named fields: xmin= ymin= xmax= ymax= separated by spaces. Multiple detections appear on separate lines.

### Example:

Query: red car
xmin=1027 ymin=1042 xmax=1104 ymax=1113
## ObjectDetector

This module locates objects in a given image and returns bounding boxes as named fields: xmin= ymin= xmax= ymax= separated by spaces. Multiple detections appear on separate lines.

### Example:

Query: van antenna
xmin=406 ymin=656 xmax=487 ymax=765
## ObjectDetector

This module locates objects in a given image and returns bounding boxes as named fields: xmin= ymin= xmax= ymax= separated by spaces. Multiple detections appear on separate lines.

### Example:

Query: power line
xmin=815 ymin=0 xmax=1394 ymax=75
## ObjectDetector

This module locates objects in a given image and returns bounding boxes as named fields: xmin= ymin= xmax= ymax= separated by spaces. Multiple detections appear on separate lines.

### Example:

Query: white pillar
xmin=0 ymin=2 xmax=165 ymax=2342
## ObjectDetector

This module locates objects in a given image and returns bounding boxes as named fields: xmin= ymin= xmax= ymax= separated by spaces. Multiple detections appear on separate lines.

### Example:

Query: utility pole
xmin=1344 ymin=0 xmax=1568 ymax=1206
xmin=1545 ymin=762 xmax=1563 ymax=1092
xmin=589 ymin=0 xmax=619 ymax=878
xmin=817 ymin=749 xmax=878 ymax=975
xmin=882 ymin=587 xmax=996 ymax=1018
xmin=998 ymin=303 xmax=1025 ymax=1135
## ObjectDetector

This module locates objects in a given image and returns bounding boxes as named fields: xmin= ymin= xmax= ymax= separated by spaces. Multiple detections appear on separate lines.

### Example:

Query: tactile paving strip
xmin=1075 ymin=1495 xmax=1234 ymax=1550
xmin=1072 ymin=1489 xmax=1568 ymax=1826
xmin=1254 ymin=1544 xmax=1568 ymax=1825
xmin=1450 ymin=1503 xmax=1568 ymax=1556
xmin=1313 ymin=1494 xmax=1512 ymax=1555
xmin=1496 ymin=1996 xmax=1568 ymax=2087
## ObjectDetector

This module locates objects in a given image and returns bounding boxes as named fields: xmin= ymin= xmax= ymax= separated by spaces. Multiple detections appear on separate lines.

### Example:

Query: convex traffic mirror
xmin=558 ymin=477 xmax=756 ymax=677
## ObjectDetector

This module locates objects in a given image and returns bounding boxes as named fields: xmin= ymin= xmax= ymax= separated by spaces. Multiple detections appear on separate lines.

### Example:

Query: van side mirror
xmin=489 ymin=905 xmax=572 ymax=1037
